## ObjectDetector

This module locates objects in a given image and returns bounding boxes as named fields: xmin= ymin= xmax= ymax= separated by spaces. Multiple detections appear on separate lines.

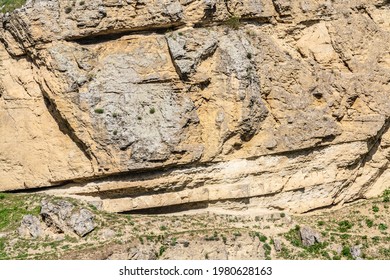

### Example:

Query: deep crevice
xmin=42 ymin=92 xmax=93 ymax=161
xmin=68 ymin=22 xmax=185 ymax=45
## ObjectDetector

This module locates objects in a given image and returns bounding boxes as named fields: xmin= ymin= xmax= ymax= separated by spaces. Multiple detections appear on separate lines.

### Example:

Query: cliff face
xmin=1 ymin=0 xmax=390 ymax=213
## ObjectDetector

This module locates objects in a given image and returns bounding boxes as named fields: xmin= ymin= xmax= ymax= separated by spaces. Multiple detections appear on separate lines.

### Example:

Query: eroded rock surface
xmin=2 ymin=0 xmax=390 ymax=213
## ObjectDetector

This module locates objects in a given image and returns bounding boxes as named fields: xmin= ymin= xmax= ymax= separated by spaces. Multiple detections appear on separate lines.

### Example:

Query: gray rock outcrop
xmin=40 ymin=200 xmax=95 ymax=237
xmin=299 ymin=226 xmax=322 ymax=246
xmin=18 ymin=215 xmax=42 ymax=238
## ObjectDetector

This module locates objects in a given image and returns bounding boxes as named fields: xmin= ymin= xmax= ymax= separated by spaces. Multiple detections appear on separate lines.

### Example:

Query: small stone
xmin=350 ymin=246 xmax=361 ymax=259
xmin=299 ymin=226 xmax=322 ymax=246
xmin=273 ymin=238 xmax=282 ymax=252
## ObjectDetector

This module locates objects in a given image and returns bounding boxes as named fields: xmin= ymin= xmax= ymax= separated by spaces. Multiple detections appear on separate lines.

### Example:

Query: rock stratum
xmin=1 ymin=0 xmax=390 ymax=213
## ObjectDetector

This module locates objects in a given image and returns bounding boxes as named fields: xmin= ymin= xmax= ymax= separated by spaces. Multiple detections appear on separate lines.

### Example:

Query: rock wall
xmin=1 ymin=0 xmax=390 ymax=213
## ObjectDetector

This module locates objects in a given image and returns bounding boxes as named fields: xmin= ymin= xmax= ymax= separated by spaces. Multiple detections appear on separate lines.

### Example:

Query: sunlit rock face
xmin=1 ymin=0 xmax=390 ymax=213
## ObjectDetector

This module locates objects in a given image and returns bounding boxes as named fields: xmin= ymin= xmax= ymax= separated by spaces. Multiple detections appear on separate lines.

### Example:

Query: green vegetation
xmin=284 ymin=225 xmax=302 ymax=247
xmin=94 ymin=108 xmax=104 ymax=114
xmin=149 ymin=107 xmax=156 ymax=114
xmin=205 ymin=232 xmax=220 ymax=241
xmin=338 ymin=220 xmax=353 ymax=232
xmin=158 ymin=245 xmax=167 ymax=257
xmin=159 ymin=225 xmax=167 ymax=231
xmin=0 ymin=238 xmax=7 ymax=259
xmin=383 ymin=188 xmax=390 ymax=203
xmin=0 ymin=194 xmax=40 ymax=231
xmin=0 ymin=0 xmax=26 ymax=13
xmin=225 ymin=15 xmax=241 ymax=30
xmin=372 ymin=205 xmax=379 ymax=212
xmin=341 ymin=246 xmax=353 ymax=259
xmin=366 ymin=219 xmax=374 ymax=228
xmin=378 ymin=223 xmax=388 ymax=231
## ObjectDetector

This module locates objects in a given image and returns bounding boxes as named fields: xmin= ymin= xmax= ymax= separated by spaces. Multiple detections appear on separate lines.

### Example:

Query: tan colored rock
xmin=1 ymin=0 xmax=390 ymax=213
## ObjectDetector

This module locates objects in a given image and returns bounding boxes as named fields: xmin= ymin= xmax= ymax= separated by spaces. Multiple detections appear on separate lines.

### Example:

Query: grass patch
xmin=338 ymin=220 xmax=353 ymax=232
xmin=94 ymin=108 xmax=104 ymax=114
xmin=378 ymin=223 xmax=388 ymax=231
xmin=0 ymin=194 xmax=41 ymax=231
xmin=284 ymin=225 xmax=302 ymax=247
xmin=0 ymin=0 xmax=27 ymax=13
xmin=383 ymin=188 xmax=390 ymax=202
xmin=225 ymin=15 xmax=241 ymax=30
xmin=366 ymin=219 xmax=374 ymax=228
xmin=0 ymin=238 xmax=7 ymax=259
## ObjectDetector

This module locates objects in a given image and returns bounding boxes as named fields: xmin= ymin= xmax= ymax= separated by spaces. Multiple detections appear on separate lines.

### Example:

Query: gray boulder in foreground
xmin=299 ymin=226 xmax=322 ymax=246
xmin=18 ymin=215 xmax=42 ymax=238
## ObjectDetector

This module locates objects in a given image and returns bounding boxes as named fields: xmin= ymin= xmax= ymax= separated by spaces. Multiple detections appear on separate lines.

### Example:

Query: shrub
xmin=159 ymin=246 xmax=166 ymax=257
xmin=372 ymin=205 xmax=379 ymax=212
xmin=383 ymin=188 xmax=390 ymax=202
xmin=365 ymin=219 xmax=373 ymax=228
xmin=378 ymin=223 xmax=388 ymax=231
xmin=149 ymin=107 xmax=156 ymax=114
xmin=159 ymin=225 xmax=167 ymax=231
xmin=259 ymin=235 xmax=267 ymax=242
xmin=94 ymin=108 xmax=104 ymax=114
xmin=338 ymin=220 xmax=353 ymax=232
xmin=263 ymin=243 xmax=271 ymax=251
xmin=225 ymin=15 xmax=241 ymax=30
xmin=65 ymin=7 xmax=72 ymax=14
xmin=341 ymin=246 xmax=352 ymax=259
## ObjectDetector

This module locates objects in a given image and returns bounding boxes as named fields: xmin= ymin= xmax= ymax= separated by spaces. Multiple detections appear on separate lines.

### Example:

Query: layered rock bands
xmin=1 ymin=0 xmax=390 ymax=213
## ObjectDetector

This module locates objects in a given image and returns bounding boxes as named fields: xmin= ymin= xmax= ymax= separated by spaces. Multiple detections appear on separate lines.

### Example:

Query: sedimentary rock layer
xmin=1 ymin=0 xmax=390 ymax=213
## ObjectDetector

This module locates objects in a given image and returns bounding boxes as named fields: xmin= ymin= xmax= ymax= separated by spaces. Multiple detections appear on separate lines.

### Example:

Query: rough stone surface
xmin=299 ymin=226 xmax=322 ymax=247
xmin=273 ymin=238 xmax=282 ymax=252
xmin=350 ymin=245 xmax=362 ymax=259
xmin=40 ymin=200 xmax=74 ymax=233
xmin=40 ymin=200 xmax=95 ymax=237
xmin=18 ymin=215 xmax=42 ymax=238
xmin=1 ymin=0 xmax=390 ymax=213
xmin=68 ymin=209 xmax=95 ymax=237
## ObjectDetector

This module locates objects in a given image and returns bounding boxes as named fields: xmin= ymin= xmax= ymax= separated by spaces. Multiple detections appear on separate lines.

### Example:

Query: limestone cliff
xmin=1 ymin=0 xmax=390 ymax=213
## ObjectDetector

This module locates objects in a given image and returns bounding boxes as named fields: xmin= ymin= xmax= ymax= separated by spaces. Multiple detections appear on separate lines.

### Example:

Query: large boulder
xmin=40 ymin=200 xmax=95 ymax=237
xmin=40 ymin=200 xmax=74 ymax=233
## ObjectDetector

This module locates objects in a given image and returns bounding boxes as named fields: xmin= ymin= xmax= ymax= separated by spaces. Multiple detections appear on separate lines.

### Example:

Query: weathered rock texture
xmin=2 ymin=0 xmax=390 ymax=213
